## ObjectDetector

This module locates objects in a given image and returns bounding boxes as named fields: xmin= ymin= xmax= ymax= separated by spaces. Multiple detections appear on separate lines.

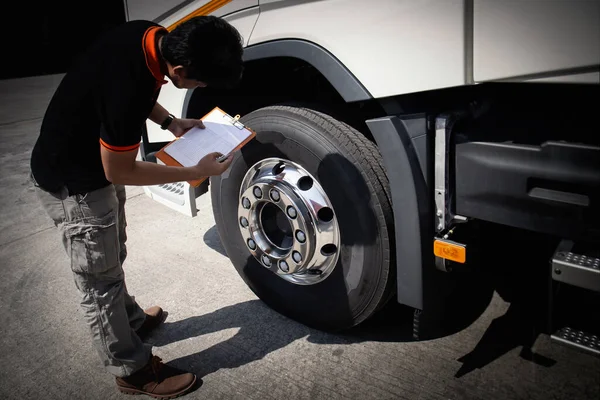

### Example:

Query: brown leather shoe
xmin=136 ymin=306 xmax=164 ymax=339
xmin=116 ymin=356 xmax=197 ymax=399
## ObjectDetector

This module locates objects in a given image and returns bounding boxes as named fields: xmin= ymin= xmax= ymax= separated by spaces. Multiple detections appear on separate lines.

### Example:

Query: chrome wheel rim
xmin=237 ymin=158 xmax=340 ymax=285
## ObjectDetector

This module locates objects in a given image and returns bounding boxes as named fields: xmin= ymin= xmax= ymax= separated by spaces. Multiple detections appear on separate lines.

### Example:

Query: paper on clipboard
xmin=154 ymin=107 xmax=256 ymax=187
xmin=163 ymin=108 xmax=252 ymax=167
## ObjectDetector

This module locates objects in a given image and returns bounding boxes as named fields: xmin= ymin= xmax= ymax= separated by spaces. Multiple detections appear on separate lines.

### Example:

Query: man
xmin=30 ymin=15 xmax=243 ymax=398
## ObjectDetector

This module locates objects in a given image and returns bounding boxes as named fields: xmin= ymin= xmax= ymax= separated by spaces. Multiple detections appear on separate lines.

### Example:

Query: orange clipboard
xmin=155 ymin=107 xmax=256 ymax=187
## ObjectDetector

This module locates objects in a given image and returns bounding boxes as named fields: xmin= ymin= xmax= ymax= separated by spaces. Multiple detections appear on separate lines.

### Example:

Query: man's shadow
xmin=147 ymin=297 xmax=420 ymax=379
xmin=148 ymin=300 xmax=314 ymax=378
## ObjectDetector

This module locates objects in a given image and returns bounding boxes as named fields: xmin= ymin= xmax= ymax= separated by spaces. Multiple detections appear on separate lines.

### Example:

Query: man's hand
xmin=191 ymin=152 xmax=234 ymax=178
xmin=169 ymin=117 xmax=205 ymax=137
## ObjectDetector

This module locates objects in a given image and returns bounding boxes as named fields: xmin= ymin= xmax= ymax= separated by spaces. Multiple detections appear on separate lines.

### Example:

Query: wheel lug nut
xmin=242 ymin=197 xmax=251 ymax=209
xmin=240 ymin=217 xmax=249 ymax=228
xmin=292 ymin=251 xmax=302 ymax=263
xmin=247 ymin=239 xmax=256 ymax=250
xmin=262 ymin=255 xmax=271 ymax=266
xmin=270 ymin=189 xmax=280 ymax=202
xmin=253 ymin=187 xmax=263 ymax=199
xmin=287 ymin=206 xmax=297 ymax=219
xmin=295 ymin=230 xmax=306 ymax=243
xmin=279 ymin=260 xmax=289 ymax=272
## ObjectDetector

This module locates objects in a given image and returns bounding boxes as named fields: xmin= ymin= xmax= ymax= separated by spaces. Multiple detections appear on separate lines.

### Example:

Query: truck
xmin=127 ymin=0 xmax=600 ymax=356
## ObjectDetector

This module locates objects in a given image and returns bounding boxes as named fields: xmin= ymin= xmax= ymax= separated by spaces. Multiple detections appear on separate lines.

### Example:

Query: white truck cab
xmin=128 ymin=0 xmax=600 ymax=355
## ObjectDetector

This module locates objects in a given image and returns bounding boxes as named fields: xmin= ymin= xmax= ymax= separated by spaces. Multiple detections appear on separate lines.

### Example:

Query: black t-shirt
xmin=31 ymin=20 xmax=167 ymax=195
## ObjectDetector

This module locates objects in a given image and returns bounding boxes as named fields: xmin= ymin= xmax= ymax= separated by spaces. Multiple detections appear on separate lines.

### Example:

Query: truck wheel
xmin=211 ymin=106 xmax=395 ymax=331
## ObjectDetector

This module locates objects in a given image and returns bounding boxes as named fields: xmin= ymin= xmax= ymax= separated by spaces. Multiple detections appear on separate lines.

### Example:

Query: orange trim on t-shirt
xmin=142 ymin=26 xmax=168 ymax=86
xmin=100 ymin=138 xmax=141 ymax=153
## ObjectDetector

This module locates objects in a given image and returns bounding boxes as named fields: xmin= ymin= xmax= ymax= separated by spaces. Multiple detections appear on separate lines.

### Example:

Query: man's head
xmin=160 ymin=16 xmax=244 ymax=89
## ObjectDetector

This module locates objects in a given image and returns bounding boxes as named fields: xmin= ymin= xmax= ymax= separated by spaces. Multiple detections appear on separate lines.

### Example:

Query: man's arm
xmin=100 ymin=146 xmax=232 ymax=186
xmin=148 ymin=102 xmax=171 ymax=127
xmin=149 ymin=102 xmax=205 ymax=137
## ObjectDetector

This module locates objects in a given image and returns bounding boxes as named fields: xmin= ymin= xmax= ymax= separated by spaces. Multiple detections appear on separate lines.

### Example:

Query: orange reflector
xmin=434 ymin=240 xmax=466 ymax=263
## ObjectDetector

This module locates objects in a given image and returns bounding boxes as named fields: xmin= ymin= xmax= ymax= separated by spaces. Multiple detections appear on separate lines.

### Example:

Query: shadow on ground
xmin=203 ymin=225 xmax=227 ymax=257
xmin=149 ymin=299 xmax=312 ymax=378
xmin=149 ymin=298 xmax=414 ymax=380
xmin=450 ymin=222 xmax=560 ymax=377
xmin=196 ymin=221 xmax=563 ymax=379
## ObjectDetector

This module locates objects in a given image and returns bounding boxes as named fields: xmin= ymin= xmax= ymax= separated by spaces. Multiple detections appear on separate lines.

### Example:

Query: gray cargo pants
xmin=32 ymin=176 xmax=151 ymax=377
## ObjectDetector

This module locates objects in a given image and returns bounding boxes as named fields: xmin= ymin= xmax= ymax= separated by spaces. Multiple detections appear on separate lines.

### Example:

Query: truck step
xmin=551 ymin=327 xmax=600 ymax=356
xmin=143 ymin=182 xmax=199 ymax=217
xmin=551 ymin=240 xmax=600 ymax=292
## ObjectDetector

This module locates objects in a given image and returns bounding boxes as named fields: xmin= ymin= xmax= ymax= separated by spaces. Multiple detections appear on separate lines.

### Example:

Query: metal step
xmin=551 ymin=327 xmax=600 ymax=356
xmin=141 ymin=156 xmax=209 ymax=218
xmin=143 ymin=181 xmax=198 ymax=217
xmin=551 ymin=240 xmax=600 ymax=292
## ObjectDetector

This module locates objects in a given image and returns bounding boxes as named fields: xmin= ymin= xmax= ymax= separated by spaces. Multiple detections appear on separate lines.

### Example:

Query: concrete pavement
xmin=0 ymin=74 xmax=598 ymax=400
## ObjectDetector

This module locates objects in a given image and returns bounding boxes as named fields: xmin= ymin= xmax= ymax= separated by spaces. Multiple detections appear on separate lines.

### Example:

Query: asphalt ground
xmin=0 ymin=74 xmax=598 ymax=400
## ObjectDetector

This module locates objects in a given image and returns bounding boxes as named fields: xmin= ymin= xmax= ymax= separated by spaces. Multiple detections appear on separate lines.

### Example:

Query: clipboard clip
xmin=223 ymin=113 xmax=245 ymax=130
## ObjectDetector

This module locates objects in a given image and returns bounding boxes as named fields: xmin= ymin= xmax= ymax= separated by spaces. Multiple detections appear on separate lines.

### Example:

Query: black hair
xmin=161 ymin=16 xmax=244 ymax=88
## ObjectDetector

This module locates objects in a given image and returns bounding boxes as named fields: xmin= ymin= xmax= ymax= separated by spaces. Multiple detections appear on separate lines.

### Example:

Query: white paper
xmin=164 ymin=109 xmax=251 ymax=167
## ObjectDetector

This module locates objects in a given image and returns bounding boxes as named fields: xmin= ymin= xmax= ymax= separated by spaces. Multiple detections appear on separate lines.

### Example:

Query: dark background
xmin=3 ymin=0 xmax=126 ymax=80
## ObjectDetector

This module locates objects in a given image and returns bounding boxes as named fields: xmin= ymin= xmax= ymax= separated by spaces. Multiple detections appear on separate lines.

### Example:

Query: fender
xmin=241 ymin=39 xmax=372 ymax=103
xmin=366 ymin=115 xmax=435 ymax=311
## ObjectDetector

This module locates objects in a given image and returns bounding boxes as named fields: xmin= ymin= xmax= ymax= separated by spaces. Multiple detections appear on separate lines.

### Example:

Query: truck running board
xmin=551 ymin=327 xmax=600 ymax=357
xmin=551 ymin=240 xmax=600 ymax=293
xmin=549 ymin=240 xmax=600 ymax=357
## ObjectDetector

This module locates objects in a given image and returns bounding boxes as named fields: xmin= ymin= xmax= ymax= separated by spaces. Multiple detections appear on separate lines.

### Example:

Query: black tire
xmin=211 ymin=106 xmax=395 ymax=331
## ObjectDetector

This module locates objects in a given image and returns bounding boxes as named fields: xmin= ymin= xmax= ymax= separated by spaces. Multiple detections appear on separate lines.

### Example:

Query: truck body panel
xmin=124 ymin=0 xmax=191 ymax=22
xmin=250 ymin=0 xmax=467 ymax=98
xmin=126 ymin=0 xmax=259 ymax=29
xmin=473 ymin=0 xmax=600 ymax=82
